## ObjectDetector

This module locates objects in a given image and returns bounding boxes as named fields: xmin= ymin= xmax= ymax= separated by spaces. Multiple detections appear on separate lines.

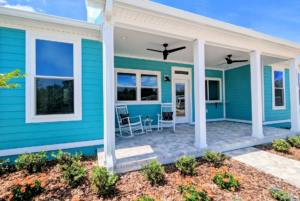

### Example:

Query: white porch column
xmin=193 ymin=39 xmax=207 ymax=148
xmin=249 ymin=50 xmax=264 ymax=138
xmin=102 ymin=0 xmax=116 ymax=173
xmin=289 ymin=58 xmax=300 ymax=132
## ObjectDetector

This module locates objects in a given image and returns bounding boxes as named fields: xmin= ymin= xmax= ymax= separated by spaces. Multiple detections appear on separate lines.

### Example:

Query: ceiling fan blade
xmin=231 ymin=60 xmax=248 ymax=63
xmin=147 ymin=49 xmax=163 ymax=53
xmin=167 ymin=46 xmax=186 ymax=53
xmin=163 ymin=54 xmax=168 ymax=60
xmin=225 ymin=58 xmax=231 ymax=63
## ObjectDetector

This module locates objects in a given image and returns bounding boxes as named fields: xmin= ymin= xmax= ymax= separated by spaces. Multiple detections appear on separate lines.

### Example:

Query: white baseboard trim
xmin=225 ymin=118 xmax=252 ymax=124
xmin=263 ymin=119 xmax=291 ymax=125
xmin=0 ymin=139 xmax=104 ymax=157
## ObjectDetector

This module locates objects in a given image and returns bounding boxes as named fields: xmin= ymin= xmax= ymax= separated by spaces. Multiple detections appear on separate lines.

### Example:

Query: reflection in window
xmin=117 ymin=73 xmax=136 ymax=86
xmin=36 ymin=79 xmax=74 ymax=115
xmin=274 ymin=71 xmax=284 ymax=107
xmin=205 ymin=80 xmax=221 ymax=101
xmin=117 ymin=87 xmax=136 ymax=101
xmin=36 ymin=39 xmax=73 ymax=77
xmin=141 ymin=74 xmax=158 ymax=101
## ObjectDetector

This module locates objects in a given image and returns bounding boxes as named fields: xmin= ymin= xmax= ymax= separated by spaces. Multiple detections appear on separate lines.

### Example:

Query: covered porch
xmin=98 ymin=121 xmax=297 ymax=173
xmin=93 ymin=0 xmax=300 ymax=172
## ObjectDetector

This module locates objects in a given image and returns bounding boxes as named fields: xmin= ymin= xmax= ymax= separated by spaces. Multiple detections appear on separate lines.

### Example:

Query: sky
xmin=1 ymin=0 xmax=300 ymax=45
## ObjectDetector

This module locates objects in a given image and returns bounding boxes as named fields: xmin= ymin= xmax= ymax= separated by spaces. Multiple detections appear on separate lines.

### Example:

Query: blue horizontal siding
xmin=0 ymin=27 xmax=104 ymax=151
xmin=225 ymin=65 xmax=252 ymax=120
xmin=264 ymin=66 xmax=291 ymax=121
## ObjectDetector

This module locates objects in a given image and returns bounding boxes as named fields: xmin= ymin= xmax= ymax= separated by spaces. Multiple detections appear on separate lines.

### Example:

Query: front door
xmin=173 ymin=80 xmax=189 ymax=124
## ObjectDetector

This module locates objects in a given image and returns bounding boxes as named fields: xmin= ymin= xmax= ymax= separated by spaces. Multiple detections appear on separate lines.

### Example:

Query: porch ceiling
xmin=114 ymin=27 xmax=286 ymax=69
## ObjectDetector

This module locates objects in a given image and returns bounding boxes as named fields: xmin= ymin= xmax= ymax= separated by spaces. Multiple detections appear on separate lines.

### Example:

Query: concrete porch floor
xmin=97 ymin=121 xmax=297 ymax=173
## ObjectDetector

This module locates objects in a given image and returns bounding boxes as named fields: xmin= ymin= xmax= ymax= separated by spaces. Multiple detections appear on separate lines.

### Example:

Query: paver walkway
xmin=226 ymin=147 xmax=300 ymax=187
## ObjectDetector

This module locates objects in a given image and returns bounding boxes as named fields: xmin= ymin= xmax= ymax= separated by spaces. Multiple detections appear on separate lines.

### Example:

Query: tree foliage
xmin=0 ymin=69 xmax=27 ymax=89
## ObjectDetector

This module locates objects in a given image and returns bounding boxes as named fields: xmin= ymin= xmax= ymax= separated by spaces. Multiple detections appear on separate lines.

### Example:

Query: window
xmin=272 ymin=68 xmax=285 ymax=109
xmin=26 ymin=33 xmax=82 ymax=123
xmin=175 ymin=70 xmax=189 ymax=75
xmin=205 ymin=78 xmax=222 ymax=102
xmin=115 ymin=69 xmax=161 ymax=104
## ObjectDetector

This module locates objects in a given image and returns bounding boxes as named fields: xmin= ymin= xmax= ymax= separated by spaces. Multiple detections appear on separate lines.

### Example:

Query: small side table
xmin=142 ymin=119 xmax=153 ymax=134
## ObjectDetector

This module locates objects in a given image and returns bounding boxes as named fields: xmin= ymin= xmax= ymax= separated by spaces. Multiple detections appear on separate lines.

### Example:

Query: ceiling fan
xmin=147 ymin=43 xmax=186 ymax=60
xmin=218 ymin=54 xmax=248 ymax=66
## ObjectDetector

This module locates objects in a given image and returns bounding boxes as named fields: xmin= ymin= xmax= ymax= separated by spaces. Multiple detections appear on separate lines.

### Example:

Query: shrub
xmin=287 ymin=134 xmax=300 ymax=148
xmin=60 ymin=159 xmax=87 ymax=188
xmin=141 ymin=159 xmax=164 ymax=184
xmin=272 ymin=139 xmax=291 ymax=152
xmin=211 ymin=166 xmax=241 ymax=191
xmin=91 ymin=166 xmax=118 ymax=195
xmin=178 ymin=183 xmax=211 ymax=201
xmin=15 ymin=150 xmax=48 ymax=173
xmin=0 ymin=158 xmax=10 ymax=175
xmin=52 ymin=150 xmax=82 ymax=170
xmin=175 ymin=155 xmax=198 ymax=175
xmin=232 ymin=198 xmax=243 ymax=201
xmin=203 ymin=149 xmax=228 ymax=168
xmin=269 ymin=187 xmax=298 ymax=201
xmin=9 ymin=174 xmax=46 ymax=201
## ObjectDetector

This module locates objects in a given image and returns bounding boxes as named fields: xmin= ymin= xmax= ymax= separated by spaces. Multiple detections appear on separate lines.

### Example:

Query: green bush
xmin=211 ymin=166 xmax=241 ymax=191
xmin=203 ymin=149 xmax=228 ymax=168
xmin=269 ymin=187 xmax=298 ymax=201
xmin=60 ymin=159 xmax=87 ymax=188
xmin=0 ymin=158 xmax=10 ymax=175
xmin=51 ymin=150 xmax=82 ymax=170
xmin=287 ymin=134 xmax=300 ymax=148
xmin=178 ymin=183 xmax=211 ymax=201
xmin=272 ymin=139 xmax=291 ymax=152
xmin=232 ymin=198 xmax=243 ymax=201
xmin=141 ymin=159 xmax=164 ymax=184
xmin=91 ymin=166 xmax=118 ymax=195
xmin=174 ymin=155 xmax=198 ymax=175
xmin=10 ymin=177 xmax=45 ymax=201
xmin=15 ymin=150 xmax=48 ymax=173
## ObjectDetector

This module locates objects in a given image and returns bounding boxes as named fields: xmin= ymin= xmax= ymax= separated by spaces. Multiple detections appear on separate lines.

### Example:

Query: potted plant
xmin=145 ymin=115 xmax=150 ymax=120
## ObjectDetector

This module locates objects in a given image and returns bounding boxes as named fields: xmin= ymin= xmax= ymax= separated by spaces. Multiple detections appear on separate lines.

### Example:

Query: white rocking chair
xmin=115 ymin=103 xmax=144 ymax=138
xmin=157 ymin=103 xmax=175 ymax=132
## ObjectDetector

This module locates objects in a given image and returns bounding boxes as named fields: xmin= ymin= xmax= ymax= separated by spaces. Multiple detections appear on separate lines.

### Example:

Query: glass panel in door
xmin=176 ymin=83 xmax=185 ymax=117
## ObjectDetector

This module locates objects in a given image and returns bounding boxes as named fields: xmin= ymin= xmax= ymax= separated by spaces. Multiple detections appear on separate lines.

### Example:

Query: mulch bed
xmin=1 ymin=156 xmax=300 ymax=201
xmin=255 ymin=144 xmax=300 ymax=161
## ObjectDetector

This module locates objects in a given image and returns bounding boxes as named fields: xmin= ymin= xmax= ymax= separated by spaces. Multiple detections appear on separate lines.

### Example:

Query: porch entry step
xmin=97 ymin=122 xmax=298 ymax=174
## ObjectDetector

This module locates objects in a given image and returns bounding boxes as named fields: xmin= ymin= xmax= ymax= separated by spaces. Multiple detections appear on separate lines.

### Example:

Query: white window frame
xmin=114 ymin=68 xmax=161 ymax=105
xmin=205 ymin=77 xmax=222 ymax=103
xmin=272 ymin=67 xmax=286 ymax=110
xmin=26 ymin=30 xmax=82 ymax=123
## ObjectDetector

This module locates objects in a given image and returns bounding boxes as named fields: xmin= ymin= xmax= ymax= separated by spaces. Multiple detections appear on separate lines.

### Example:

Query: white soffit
xmin=114 ymin=27 xmax=286 ymax=68
xmin=0 ymin=7 xmax=101 ymax=39
xmin=113 ymin=0 xmax=300 ymax=52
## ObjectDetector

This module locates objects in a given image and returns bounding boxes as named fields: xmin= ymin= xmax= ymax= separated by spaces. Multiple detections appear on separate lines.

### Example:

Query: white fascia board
xmin=114 ymin=0 xmax=300 ymax=51
xmin=0 ymin=7 xmax=101 ymax=31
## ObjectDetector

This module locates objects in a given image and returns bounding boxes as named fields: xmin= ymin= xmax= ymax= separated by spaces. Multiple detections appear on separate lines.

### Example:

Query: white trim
xmin=114 ymin=68 xmax=162 ymax=105
xmin=261 ymin=59 xmax=265 ymax=121
xmin=171 ymin=67 xmax=193 ymax=124
xmin=225 ymin=118 xmax=252 ymax=124
xmin=0 ymin=140 xmax=104 ymax=157
xmin=272 ymin=66 xmax=286 ymax=110
xmin=205 ymin=77 xmax=222 ymax=102
xmin=222 ymin=70 xmax=226 ymax=118
xmin=263 ymin=119 xmax=291 ymax=125
xmin=25 ymin=30 xmax=82 ymax=123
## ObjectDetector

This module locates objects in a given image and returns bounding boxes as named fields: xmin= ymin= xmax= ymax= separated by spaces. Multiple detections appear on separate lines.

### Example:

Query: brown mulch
xmin=1 ymin=156 xmax=300 ymax=201
xmin=255 ymin=144 xmax=300 ymax=161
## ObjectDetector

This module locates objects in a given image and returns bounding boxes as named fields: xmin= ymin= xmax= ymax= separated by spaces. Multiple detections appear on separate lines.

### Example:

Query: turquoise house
xmin=1 ymin=0 xmax=300 ymax=172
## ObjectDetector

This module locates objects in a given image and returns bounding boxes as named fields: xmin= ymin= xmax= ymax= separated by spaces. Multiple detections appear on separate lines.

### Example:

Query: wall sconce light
xmin=164 ymin=75 xmax=170 ymax=82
